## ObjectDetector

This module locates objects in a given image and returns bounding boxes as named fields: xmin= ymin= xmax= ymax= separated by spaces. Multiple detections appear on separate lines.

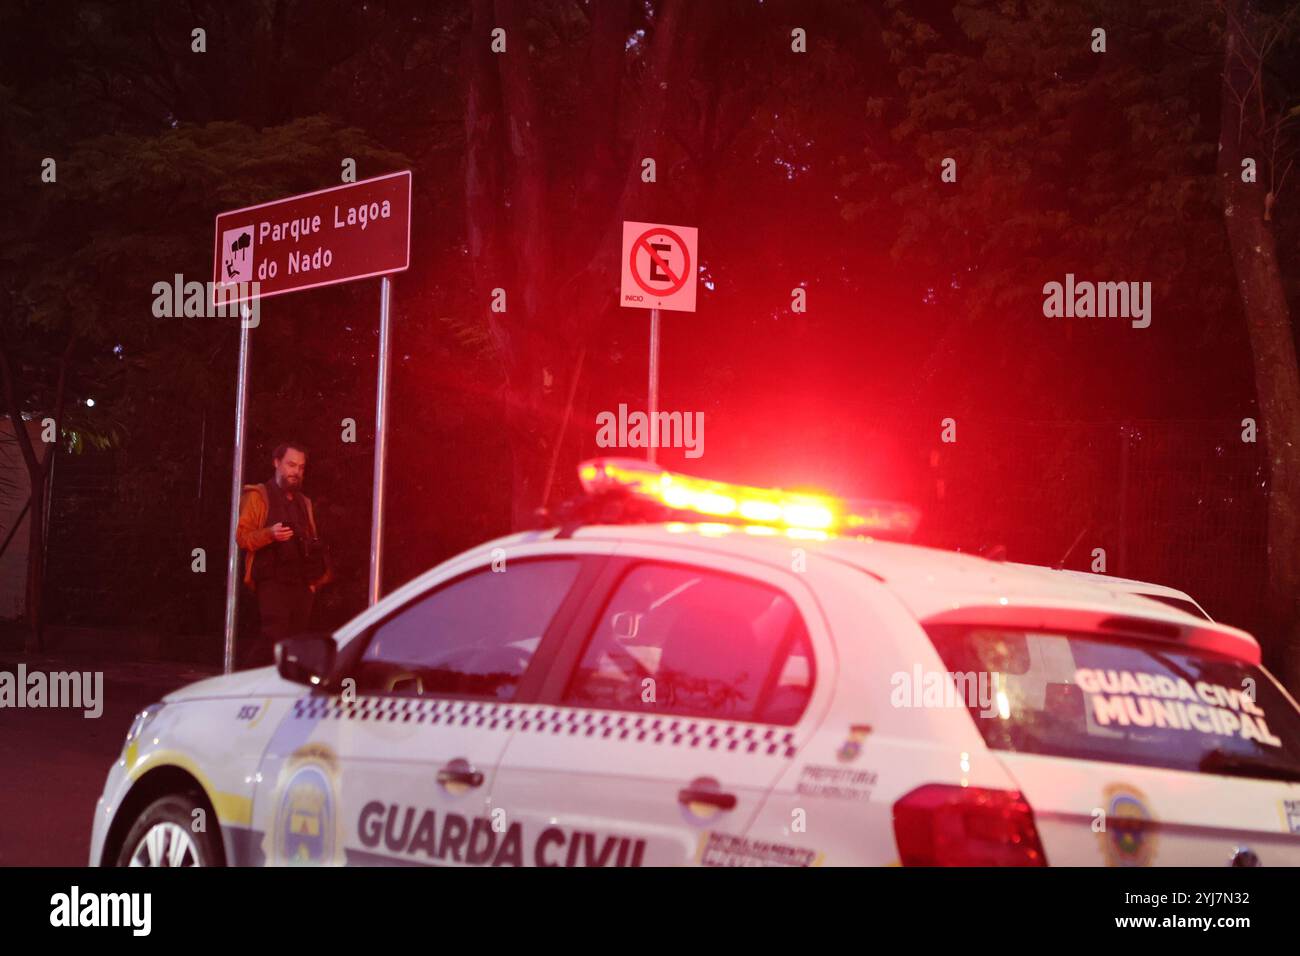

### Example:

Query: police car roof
xmin=475 ymin=523 xmax=1259 ymax=663
xmin=1005 ymin=562 xmax=1204 ymax=602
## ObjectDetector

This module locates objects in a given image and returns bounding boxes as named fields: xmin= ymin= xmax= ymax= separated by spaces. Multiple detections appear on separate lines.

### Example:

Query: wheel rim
xmin=128 ymin=822 xmax=202 ymax=867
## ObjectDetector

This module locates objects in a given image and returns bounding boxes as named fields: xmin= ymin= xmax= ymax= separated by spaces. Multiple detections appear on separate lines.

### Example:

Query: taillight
xmin=893 ymin=784 xmax=1047 ymax=866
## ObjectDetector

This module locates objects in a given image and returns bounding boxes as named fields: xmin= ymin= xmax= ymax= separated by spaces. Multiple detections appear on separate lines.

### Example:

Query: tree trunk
xmin=24 ymin=480 xmax=46 ymax=654
xmin=1218 ymin=0 xmax=1300 ymax=693
xmin=0 ymin=360 xmax=49 ymax=654
xmin=462 ymin=0 xmax=699 ymax=527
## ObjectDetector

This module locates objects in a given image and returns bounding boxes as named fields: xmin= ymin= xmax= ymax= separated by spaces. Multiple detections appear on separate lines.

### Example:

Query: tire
xmin=115 ymin=793 xmax=224 ymax=867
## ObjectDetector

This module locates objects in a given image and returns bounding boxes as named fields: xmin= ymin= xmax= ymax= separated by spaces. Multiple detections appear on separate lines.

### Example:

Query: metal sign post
xmin=647 ymin=307 xmax=660 ymax=464
xmin=221 ymin=310 xmax=252 ymax=674
xmin=620 ymin=220 xmax=697 ymax=467
xmin=368 ymin=276 xmax=393 ymax=605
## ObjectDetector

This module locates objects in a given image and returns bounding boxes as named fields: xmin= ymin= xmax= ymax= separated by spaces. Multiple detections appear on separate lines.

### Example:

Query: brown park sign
xmin=212 ymin=170 xmax=411 ymax=304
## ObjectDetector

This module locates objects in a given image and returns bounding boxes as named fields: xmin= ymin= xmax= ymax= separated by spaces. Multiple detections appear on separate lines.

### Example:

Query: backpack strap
xmin=303 ymin=494 xmax=320 ymax=539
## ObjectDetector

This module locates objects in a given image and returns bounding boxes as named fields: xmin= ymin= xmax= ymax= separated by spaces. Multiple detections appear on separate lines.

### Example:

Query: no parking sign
xmin=621 ymin=221 xmax=698 ymax=312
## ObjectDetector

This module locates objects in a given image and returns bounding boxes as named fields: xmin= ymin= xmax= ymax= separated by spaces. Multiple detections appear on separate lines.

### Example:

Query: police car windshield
xmin=924 ymin=624 xmax=1300 ymax=782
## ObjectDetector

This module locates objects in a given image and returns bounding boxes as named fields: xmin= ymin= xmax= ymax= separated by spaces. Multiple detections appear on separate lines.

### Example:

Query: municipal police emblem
xmin=836 ymin=724 xmax=872 ymax=763
xmin=268 ymin=745 xmax=342 ymax=866
xmin=1099 ymin=784 xmax=1156 ymax=867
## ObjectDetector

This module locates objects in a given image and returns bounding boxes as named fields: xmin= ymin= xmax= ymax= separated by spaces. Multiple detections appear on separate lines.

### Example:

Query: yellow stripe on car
xmin=127 ymin=749 xmax=253 ymax=827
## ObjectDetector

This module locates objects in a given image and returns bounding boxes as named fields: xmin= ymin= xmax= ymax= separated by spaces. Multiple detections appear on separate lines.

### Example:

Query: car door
xmin=487 ymin=545 xmax=835 ymax=867
xmin=248 ymin=553 xmax=602 ymax=866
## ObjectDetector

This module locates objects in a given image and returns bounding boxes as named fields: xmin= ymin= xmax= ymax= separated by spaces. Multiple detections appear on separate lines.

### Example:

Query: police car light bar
xmin=577 ymin=458 xmax=920 ymax=538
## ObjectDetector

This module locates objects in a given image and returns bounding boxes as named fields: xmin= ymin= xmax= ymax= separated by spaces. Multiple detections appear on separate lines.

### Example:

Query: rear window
xmin=925 ymin=624 xmax=1300 ymax=782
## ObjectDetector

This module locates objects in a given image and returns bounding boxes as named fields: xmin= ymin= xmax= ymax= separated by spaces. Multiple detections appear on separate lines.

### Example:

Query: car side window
xmin=354 ymin=558 xmax=580 ymax=701
xmin=564 ymin=563 xmax=815 ymax=725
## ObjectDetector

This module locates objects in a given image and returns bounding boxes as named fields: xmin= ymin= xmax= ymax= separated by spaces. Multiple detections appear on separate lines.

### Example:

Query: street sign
xmin=621 ymin=220 xmax=698 ymax=312
xmin=212 ymin=170 xmax=411 ymax=304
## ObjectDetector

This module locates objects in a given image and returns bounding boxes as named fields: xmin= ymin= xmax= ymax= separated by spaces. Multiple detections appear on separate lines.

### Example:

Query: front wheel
xmin=115 ymin=793 xmax=223 ymax=867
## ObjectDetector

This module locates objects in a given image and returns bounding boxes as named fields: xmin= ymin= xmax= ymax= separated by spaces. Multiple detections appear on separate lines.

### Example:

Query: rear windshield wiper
xmin=1199 ymin=748 xmax=1300 ymax=783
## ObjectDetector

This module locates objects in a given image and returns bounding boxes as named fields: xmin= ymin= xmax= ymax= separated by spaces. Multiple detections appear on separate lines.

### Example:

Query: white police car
xmin=91 ymin=459 xmax=1300 ymax=866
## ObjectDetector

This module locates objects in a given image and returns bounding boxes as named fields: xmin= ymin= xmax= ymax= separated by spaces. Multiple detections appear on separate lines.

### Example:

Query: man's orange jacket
xmin=236 ymin=483 xmax=333 ymax=590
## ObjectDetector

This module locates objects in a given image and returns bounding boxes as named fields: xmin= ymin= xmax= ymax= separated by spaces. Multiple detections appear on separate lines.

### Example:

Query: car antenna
xmin=1054 ymin=525 xmax=1089 ymax=570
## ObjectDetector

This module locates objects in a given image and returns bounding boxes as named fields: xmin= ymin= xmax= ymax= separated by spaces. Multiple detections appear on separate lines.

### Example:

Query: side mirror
xmin=275 ymin=632 xmax=336 ymax=687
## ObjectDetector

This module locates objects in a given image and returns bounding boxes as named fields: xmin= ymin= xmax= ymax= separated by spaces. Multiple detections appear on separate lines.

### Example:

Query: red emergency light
xmin=576 ymin=458 xmax=920 ymax=539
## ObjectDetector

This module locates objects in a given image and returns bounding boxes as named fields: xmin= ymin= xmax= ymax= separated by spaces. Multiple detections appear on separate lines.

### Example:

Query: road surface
xmin=0 ymin=654 xmax=217 ymax=866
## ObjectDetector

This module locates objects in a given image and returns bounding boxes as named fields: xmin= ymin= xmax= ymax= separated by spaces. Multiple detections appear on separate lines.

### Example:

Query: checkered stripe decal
xmin=291 ymin=696 xmax=797 ymax=757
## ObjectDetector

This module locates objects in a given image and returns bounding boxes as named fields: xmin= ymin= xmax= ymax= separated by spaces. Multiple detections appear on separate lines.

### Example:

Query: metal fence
xmin=42 ymin=417 xmax=1274 ymax=644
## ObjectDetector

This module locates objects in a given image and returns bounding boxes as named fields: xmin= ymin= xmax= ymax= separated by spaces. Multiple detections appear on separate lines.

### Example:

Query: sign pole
xmin=620 ymin=222 xmax=696 ymax=459
xmin=368 ymin=276 xmax=393 ymax=605
xmin=222 ymin=310 xmax=252 ymax=674
xmin=648 ymin=307 xmax=660 ymax=464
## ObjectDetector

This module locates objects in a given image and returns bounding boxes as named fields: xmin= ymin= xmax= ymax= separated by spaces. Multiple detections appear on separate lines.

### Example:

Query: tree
xmin=841 ymin=1 xmax=1300 ymax=682
xmin=0 ymin=109 xmax=402 ymax=648
xmin=462 ymin=0 xmax=887 ymax=527
xmin=1217 ymin=0 xmax=1300 ymax=691
xmin=0 ymin=82 xmax=125 ymax=650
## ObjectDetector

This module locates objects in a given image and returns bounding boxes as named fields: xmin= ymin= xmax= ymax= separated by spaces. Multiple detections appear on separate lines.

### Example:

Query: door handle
xmin=437 ymin=765 xmax=485 ymax=789
xmin=678 ymin=787 xmax=737 ymax=811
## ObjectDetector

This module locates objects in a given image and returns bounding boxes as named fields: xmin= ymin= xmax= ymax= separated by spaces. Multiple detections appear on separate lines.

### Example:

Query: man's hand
xmin=270 ymin=522 xmax=294 ymax=542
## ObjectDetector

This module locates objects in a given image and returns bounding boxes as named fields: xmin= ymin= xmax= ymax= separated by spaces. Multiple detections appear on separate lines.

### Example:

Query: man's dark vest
xmin=254 ymin=478 xmax=323 ymax=584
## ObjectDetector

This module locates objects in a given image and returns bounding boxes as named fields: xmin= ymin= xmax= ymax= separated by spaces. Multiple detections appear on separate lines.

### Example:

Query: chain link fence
xmin=41 ymin=418 xmax=1274 ymax=649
